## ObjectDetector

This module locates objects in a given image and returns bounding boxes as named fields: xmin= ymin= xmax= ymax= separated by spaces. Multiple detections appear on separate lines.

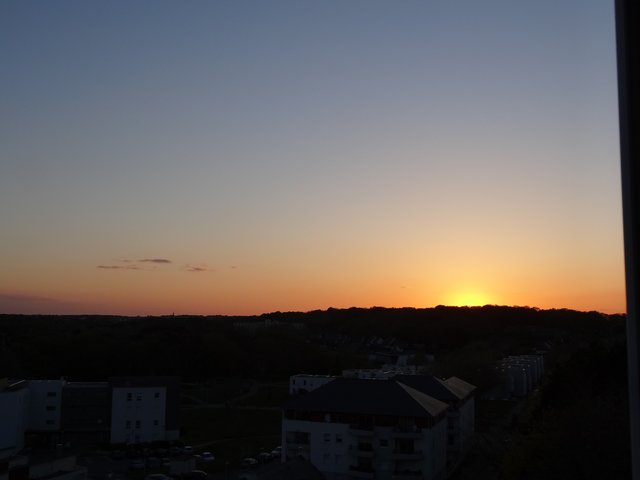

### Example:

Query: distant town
xmin=0 ymin=306 xmax=630 ymax=480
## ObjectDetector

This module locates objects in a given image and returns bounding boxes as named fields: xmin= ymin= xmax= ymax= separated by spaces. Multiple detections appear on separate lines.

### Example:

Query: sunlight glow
xmin=447 ymin=291 xmax=492 ymax=307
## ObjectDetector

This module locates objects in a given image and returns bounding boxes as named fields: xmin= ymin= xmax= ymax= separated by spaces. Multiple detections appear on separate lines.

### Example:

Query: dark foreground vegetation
xmin=0 ymin=305 xmax=630 ymax=478
xmin=0 ymin=305 xmax=624 ymax=381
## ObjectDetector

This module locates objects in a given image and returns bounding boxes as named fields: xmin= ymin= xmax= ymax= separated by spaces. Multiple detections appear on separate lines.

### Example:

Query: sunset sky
xmin=0 ymin=1 xmax=625 ymax=315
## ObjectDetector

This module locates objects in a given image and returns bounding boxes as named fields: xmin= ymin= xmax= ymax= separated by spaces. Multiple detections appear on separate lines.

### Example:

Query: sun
xmin=447 ymin=291 xmax=491 ymax=307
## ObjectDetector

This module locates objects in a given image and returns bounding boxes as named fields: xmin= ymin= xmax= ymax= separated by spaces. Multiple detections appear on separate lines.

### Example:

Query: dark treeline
xmin=502 ymin=341 xmax=630 ymax=479
xmin=0 ymin=305 xmax=625 ymax=381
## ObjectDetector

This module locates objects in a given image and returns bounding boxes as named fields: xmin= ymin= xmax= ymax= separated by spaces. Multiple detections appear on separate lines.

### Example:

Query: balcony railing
xmin=348 ymin=466 xmax=375 ymax=479
xmin=349 ymin=424 xmax=374 ymax=436
xmin=391 ymin=426 xmax=422 ymax=438
xmin=392 ymin=470 xmax=422 ymax=479
xmin=391 ymin=449 xmax=423 ymax=460
xmin=349 ymin=445 xmax=374 ymax=457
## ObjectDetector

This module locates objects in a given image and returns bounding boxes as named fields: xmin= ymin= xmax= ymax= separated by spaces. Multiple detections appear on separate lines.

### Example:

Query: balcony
xmin=348 ymin=466 xmax=374 ymax=479
xmin=349 ymin=424 xmax=374 ymax=437
xmin=349 ymin=445 xmax=374 ymax=458
xmin=392 ymin=470 xmax=422 ymax=479
xmin=391 ymin=449 xmax=423 ymax=461
xmin=391 ymin=426 xmax=422 ymax=439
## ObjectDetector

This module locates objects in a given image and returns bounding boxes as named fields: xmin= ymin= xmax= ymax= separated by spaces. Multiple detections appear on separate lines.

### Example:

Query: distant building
xmin=289 ymin=375 xmax=337 ymax=396
xmin=109 ymin=376 xmax=180 ymax=444
xmin=282 ymin=377 xmax=450 ymax=480
xmin=493 ymin=354 xmax=545 ymax=399
xmin=60 ymin=382 xmax=111 ymax=446
xmin=392 ymin=376 xmax=475 ymax=471
xmin=26 ymin=380 xmax=65 ymax=433
xmin=0 ymin=379 xmax=29 ymax=460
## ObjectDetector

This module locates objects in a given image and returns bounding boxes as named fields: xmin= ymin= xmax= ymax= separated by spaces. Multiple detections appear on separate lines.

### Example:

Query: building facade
xmin=109 ymin=377 xmax=179 ymax=444
xmin=283 ymin=378 xmax=449 ymax=480
xmin=0 ymin=380 xmax=29 ymax=460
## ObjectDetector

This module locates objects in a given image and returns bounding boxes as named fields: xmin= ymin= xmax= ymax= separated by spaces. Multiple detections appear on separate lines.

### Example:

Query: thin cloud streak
xmin=138 ymin=258 xmax=172 ymax=264
xmin=186 ymin=264 xmax=214 ymax=273
xmin=97 ymin=265 xmax=140 ymax=270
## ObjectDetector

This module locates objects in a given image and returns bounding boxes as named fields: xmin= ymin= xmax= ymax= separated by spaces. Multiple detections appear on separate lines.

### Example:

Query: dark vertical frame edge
xmin=615 ymin=0 xmax=640 ymax=477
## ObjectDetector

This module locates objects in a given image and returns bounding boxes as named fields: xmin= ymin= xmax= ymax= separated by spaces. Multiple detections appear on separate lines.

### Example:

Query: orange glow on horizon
xmin=445 ymin=290 xmax=494 ymax=308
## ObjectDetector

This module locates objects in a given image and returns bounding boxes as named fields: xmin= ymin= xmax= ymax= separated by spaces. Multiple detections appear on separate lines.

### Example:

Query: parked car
xmin=183 ymin=446 xmax=194 ymax=455
xmin=145 ymin=474 xmax=171 ymax=480
xmin=130 ymin=459 xmax=145 ymax=470
xmin=183 ymin=471 xmax=207 ymax=480
xmin=241 ymin=458 xmax=258 ymax=469
xmin=200 ymin=452 xmax=215 ymax=463
xmin=257 ymin=452 xmax=272 ymax=463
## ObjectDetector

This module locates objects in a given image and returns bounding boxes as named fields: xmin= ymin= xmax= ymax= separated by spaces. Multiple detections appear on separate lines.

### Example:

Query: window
xmin=336 ymin=434 xmax=343 ymax=443
xmin=135 ymin=420 xmax=141 ymax=429
xmin=45 ymin=420 xmax=55 ymax=425
xmin=323 ymin=433 xmax=331 ymax=443
xmin=323 ymin=454 xmax=331 ymax=464
xmin=335 ymin=454 xmax=343 ymax=465
xmin=153 ymin=419 xmax=159 ymax=426
xmin=154 ymin=392 xmax=160 ymax=399
xmin=127 ymin=393 xmax=132 ymax=402
xmin=126 ymin=420 xmax=131 ymax=429
xmin=46 ymin=405 xmax=56 ymax=411
xmin=136 ymin=393 xmax=142 ymax=401
xmin=379 ymin=439 xmax=388 ymax=448
xmin=46 ymin=391 xmax=57 ymax=397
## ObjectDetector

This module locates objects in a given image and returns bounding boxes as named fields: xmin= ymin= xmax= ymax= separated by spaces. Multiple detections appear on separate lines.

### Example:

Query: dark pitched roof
xmin=392 ymin=375 xmax=475 ymax=402
xmin=284 ymin=378 xmax=448 ymax=418
xmin=443 ymin=377 xmax=476 ymax=398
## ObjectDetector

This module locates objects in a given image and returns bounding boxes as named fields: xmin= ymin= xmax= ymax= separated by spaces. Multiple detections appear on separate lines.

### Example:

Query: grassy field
xmin=181 ymin=379 xmax=251 ymax=405
xmin=180 ymin=406 xmax=281 ymax=469
xmin=233 ymin=384 xmax=289 ymax=408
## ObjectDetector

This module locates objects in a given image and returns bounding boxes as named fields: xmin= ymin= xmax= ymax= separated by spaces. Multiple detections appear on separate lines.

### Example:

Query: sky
xmin=0 ymin=1 xmax=625 ymax=315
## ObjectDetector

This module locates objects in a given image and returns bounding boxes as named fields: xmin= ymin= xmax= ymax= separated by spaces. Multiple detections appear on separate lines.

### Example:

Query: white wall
xmin=110 ymin=387 xmax=167 ymax=444
xmin=0 ymin=388 xmax=28 ymax=457
xmin=27 ymin=380 xmax=64 ymax=431
xmin=282 ymin=417 xmax=447 ymax=480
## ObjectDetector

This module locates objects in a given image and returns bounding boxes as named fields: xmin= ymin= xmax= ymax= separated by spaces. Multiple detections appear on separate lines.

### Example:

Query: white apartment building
xmin=0 ymin=380 xmax=29 ymax=459
xmin=393 ymin=376 xmax=475 ymax=472
xmin=283 ymin=378 xmax=449 ymax=480
xmin=109 ymin=377 xmax=179 ymax=444
xmin=27 ymin=380 xmax=64 ymax=432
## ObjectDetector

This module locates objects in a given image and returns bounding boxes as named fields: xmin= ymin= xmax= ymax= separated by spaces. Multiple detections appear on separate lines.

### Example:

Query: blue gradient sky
xmin=0 ymin=1 xmax=625 ymax=315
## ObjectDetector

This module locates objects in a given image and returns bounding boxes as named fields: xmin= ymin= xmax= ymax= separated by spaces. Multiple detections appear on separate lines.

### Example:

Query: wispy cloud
xmin=138 ymin=258 xmax=172 ymax=264
xmin=186 ymin=264 xmax=215 ymax=273
xmin=97 ymin=265 xmax=140 ymax=270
